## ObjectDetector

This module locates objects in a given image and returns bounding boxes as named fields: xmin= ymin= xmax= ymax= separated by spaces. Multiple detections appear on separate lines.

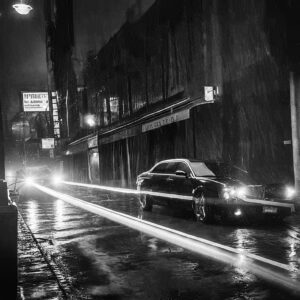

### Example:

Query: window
xmin=189 ymin=162 xmax=216 ymax=177
xmin=151 ymin=162 xmax=169 ymax=174
xmin=174 ymin=162 xmax=191 ymax=176
xmin=151 ymin=161 xmax=191 ymax=175
xmin=165 ymin=162 xmax=178 ymax=174
xmin=151 ymin=161 xmax=179 ymax=174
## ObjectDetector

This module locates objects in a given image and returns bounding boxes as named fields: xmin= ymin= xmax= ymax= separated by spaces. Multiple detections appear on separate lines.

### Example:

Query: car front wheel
xmin=139 ymin=193 xmax=152 ymax=211
xmin=193 ymin=193 xmax=213 ymax=223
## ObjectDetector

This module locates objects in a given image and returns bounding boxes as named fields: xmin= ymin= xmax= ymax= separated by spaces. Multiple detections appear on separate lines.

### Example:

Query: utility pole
xmin=44 ymin=0 xmax=55 ymax=138
xmin=0 ymin=99 xmax=5 ymax=179
xmin=290 ymin=72 xmax=300 ymax=202
xmin=0 ymin=86 xmax=18 ymax=299
xmin=287 ymin=1 xmax=300 ymax=205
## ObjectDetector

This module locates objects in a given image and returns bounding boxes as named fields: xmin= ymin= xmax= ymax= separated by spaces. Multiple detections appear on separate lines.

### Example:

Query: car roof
xmin=149 ymin=159 xmax=226 ymax=173
xmin=156 ymin=158 xmax=190 ymax=164
xmin=154 ymin=158 xmax=224 ymax=164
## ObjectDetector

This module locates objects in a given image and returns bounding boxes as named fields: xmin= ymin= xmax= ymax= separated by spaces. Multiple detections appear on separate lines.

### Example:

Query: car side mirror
xmin=175 ymin=170 xmax=188 ymax=177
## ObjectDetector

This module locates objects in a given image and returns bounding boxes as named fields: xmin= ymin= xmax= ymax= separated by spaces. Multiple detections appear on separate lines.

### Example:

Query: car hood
xmin=195 ymin=176 xmax=245 ymax=186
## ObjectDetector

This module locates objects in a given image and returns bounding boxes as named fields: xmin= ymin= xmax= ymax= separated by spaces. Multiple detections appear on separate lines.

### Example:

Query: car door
xmin=167 ymin=161 xmax=194 ymax=208
xmin=161 ymin=161 xmax=179 ymax=206
xmin=148 ymin=162 xmax=171 ymax=206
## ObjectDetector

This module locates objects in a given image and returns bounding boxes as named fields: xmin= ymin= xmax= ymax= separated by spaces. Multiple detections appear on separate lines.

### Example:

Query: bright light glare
xmin=286 ymin=186 xmax=296 ymax=199
xmin=6 ymin=170 xmax=14 ymax=178
xmin=25 ymin=177 xmax=34 ymax=185
xmin=12 ymin=3 xmax=33 ymax=15
xmin=52 ymin=174 xmax=63 ymax=185
xmin=223 ymin=191 xmax=230 ymax=200
xmin=224 ymin=186 xmax=247 ymax=199
xmin=223 ymin=187 xmax=236 ymax=197
xmin=85 ymin=114 xmax=96 ymax=127
xmin=236 ymin=187 xmax=247 ymax=198
xmin=234 ymin=209 xmax=242 ymax=216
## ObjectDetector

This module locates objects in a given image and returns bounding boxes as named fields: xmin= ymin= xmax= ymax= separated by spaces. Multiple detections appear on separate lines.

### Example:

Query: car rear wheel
xmin=193 ymin=193 xmax=213 ymax=223
xmin=139 ymin=193 xmax=152 ymax=211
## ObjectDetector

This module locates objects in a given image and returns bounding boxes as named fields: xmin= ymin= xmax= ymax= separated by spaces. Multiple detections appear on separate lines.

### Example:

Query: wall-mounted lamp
xmin=85 ymin=114 xmax=96 ymax=127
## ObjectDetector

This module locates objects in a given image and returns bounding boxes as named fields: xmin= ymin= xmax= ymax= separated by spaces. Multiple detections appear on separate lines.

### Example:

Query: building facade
xmin=50 ymin=0 xmax=298 ymax=187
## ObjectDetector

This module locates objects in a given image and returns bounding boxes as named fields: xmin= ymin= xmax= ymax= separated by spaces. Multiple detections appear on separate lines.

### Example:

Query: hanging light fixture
xmin=12 ymin=0 xmax=33 ymax=15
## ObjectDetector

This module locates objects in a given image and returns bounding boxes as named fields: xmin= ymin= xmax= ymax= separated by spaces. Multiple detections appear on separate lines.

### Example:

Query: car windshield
xmin=189 ymin=162 xmax=216 ymax=177
xmin=189 ymin=162 xmax=256 ymax=184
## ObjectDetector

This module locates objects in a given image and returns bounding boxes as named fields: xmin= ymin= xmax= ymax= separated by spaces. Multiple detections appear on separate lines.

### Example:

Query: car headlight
xmin=223 ymin=186 xmax=247 ymax=199
xmin=285 ymin=186 xmax=296 ymax=199
xmin=25 ymin=177 xmax=34 ymax=185
xmin=223 ymin=187 xmax=234 ymax=199
xmin=52 ymin=174 xmax=63 ymax=185
xmin=236 ymin=187 xmax=247 ymax=198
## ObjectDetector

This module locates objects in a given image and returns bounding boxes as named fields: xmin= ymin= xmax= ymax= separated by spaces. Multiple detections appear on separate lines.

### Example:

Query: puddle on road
xmin=17 ymin=187 xmax=300 ymax=300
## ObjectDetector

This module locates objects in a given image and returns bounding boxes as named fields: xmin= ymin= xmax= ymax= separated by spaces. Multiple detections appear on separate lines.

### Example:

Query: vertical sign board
xmin=51 ymin=91 xmax=61 ymax=138
xmin=22 ymin=92 xmax=49 ymax=112
xmin=204 ymin=86 xmax=218 ymax=101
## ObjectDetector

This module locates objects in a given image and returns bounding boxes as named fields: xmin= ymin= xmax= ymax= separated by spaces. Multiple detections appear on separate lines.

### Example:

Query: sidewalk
xmin=17 ymin=214 xmax=65 ymax=300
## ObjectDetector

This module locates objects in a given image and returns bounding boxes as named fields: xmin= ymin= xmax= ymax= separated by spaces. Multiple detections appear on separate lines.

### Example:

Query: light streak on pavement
xmin=62 ymin=181 xmax=193 ymax=200
xmin=32 ymin=183 xmax=300 ymax=295
xmin=62 ymin=181 xmax=295 ymax=210
xmin=63 ymin=181 xmax=291 ymax=271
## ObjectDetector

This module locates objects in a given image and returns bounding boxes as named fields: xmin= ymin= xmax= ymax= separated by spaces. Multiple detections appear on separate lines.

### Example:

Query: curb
xmin=17 ymin=214 xmax=66 ymax=299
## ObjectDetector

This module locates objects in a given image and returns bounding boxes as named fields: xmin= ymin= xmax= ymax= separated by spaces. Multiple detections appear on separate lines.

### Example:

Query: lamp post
xmin=12 ymin=0 xmax=33 ymax=15
xmin=0 ymin=60 xmax=17 ymax=300
xmin=0 ymin=100 xmax=5 ymax=181
xmin=0 ymin=3 xmax=33 ymax=297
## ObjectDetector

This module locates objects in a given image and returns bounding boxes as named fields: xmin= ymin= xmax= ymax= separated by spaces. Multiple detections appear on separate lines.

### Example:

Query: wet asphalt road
xmin=17 ymin=185 xmax=300 ymax=300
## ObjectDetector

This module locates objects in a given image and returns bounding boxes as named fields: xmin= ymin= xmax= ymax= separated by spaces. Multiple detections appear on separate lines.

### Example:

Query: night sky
xmin=0 ymin=0 xmax=47 ymax=122
xmin=0 ymin=0 xmax=154 ymax=123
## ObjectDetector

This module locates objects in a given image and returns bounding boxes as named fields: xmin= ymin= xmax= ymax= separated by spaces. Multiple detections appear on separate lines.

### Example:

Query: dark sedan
xmin=136 ymin=159 xmax=296 ymax=223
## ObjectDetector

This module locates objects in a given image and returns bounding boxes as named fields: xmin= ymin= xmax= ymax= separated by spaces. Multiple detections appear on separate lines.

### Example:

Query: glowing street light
xmin=12 ymin=0 xmax=33 ymax=15
xmin=85 ymin=114 xmax=96 ymax=127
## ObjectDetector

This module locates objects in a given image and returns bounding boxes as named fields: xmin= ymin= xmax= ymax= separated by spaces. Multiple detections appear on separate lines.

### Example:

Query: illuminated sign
xmin=22 ymin=92 xmax=49 ymax=112
xmin=204 ymin=86 xmax=218 ymax=101
xmin=51 ymin=92 xmax=60 ymax=138
xmin=142 ymin=110 xmax=190 ymax=133
xmin=41 ymin=138 xmax=55 ymax=149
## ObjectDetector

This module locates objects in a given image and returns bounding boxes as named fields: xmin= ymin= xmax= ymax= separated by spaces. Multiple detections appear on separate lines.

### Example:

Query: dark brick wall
xmin=88 ymin=0 xmax=294 ymax=185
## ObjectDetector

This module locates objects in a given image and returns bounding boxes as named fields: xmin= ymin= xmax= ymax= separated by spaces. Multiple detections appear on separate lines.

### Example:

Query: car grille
xmin=246 ymin=185 xmax=265 ymax=200
xmin=264 ymin=185 xmax=287 ymax=199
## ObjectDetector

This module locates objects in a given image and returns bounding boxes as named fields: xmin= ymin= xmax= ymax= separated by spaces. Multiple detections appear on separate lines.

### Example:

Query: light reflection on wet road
xmin=18 ymin=186 xmax=300 ymax=299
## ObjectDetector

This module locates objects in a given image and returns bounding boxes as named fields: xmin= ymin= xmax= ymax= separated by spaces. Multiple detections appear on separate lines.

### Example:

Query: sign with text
xmin=41 ymin=138 xmax=55 ymax=149
xmin=22 ymin=92 xmax=49 ymax=112
xmin=204 ymin=86 xmax=218 ymax=101
xmin=142 ymin=110 xmax=190 ymax=133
